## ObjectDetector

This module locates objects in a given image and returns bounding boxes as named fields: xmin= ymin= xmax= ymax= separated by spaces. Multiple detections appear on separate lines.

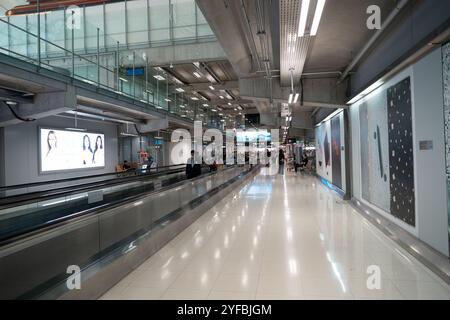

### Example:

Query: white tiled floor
xmin=100 ymin=170 xmax=450 ymax=300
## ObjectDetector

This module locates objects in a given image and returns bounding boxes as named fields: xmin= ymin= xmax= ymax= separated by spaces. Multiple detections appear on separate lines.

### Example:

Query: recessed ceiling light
xmin=191 ymin=97 xmax=199 ymax=100
xmin=219 ymin=96 xmax=224 ymax=99
xmin=175 ymin=88 xmax=185 ymax=92
xmin=298 ymin=0 xmax=310 ymax=37
xmin=203 ymin=104 xmax=209 ymax=107
xmin=165 ymin=98 xmax=171 ymax=102
xmin=311 ymin=0 xmax=326 ymax=36
xmin=209 ymin=85 xmax=215 ymax=90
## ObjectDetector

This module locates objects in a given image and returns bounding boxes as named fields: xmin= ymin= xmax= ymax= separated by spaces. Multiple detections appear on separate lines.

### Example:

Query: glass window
xmin=127 ymin=0 xmax=148 ymax=44
xmin=149 ymin=0 xmax=169 ymax=43
xmin=105 ymin=2 xmax=126 ymax=46
xmin=85 ymin=5 xmax=105 ymax=51
xmin=44 ymin=10 xmax=65 ymax=50
xmin=8 ymin=15 xmax=27 ymax=56
xmin=173 ymin=0 xmax=195 ymax=40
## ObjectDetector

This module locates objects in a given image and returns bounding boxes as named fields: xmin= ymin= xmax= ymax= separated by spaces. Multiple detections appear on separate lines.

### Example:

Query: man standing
xmin=186 ymin=150 xmax=202 ymax=179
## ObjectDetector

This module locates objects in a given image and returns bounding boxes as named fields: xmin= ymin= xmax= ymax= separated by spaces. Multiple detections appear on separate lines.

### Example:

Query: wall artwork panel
xmin=331 ymin=115 xmax=342 ymax=189
xmin=315 ymin=125 xmax=325 ymax=178
xmin=387 ymin=76 xmax=415 ymax=226
xmin=359 ymin=91 xmax=391 ymax=213
xmin=315 ymin=120 xmax=332 ymax=181
xmin=324 ymin=120 xmax=332 ymax=179
xmin=442 ymin=41 xmax=450 ymax=254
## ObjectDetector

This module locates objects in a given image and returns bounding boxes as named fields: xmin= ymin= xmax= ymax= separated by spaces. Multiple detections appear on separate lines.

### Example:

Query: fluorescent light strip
xmin=347 ymin=79 xmax=384 ymax=105
xmin=119 ymin=77 xmax=128 ymax=82
xmin=65 ymin=127 xmax=87 ymax=132
xmin=175 ymin=88 xmax=185 ymax=92
xmin=193 ymin=72 xmax=201 ymax=78
xmin=209 ymin=85 xmax=215 ymax=90
xmin=298 ymin=0 xmax=310 ymax=37
xmin=288 ymin=93 xmax=294 ymax=104
xmin=311 ymin=0 xmax=326 ymax=36
xmin=120 ymin=132 xmax=138 ymax=137
xmin=153 ymin=75 xmax=165 ymax=81
xmin=293 ymin=93 xmax=299 ymax=103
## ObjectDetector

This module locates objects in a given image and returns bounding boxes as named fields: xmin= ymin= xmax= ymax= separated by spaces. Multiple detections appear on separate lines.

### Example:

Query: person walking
xmin=278 ymin=148 xmax=285 ymax=175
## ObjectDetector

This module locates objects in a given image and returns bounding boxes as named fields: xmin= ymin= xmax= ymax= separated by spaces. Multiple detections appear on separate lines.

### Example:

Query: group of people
xmin=293 ymin=152 xmax=311 ymax=173
xmin=265 ymin=148 xmax=311 ymax=175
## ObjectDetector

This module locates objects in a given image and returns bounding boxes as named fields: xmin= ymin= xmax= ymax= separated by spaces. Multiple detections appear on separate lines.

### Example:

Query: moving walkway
xmin=0 ymin=164 xmax=258 ymax=299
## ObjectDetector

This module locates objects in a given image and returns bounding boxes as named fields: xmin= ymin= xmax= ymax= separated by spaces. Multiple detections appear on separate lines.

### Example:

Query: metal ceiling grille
xmin=279 ymin=0 xmax=315 ymax=87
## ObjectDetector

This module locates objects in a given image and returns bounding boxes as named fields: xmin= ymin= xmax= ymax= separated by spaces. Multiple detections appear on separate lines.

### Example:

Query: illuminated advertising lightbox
xmin=40 ymin=128 xmax=105 ymax=172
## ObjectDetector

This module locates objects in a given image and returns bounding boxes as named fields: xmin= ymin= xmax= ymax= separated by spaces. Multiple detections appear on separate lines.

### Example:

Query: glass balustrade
xmin=0 ymin=0 xmax=215 ymax=124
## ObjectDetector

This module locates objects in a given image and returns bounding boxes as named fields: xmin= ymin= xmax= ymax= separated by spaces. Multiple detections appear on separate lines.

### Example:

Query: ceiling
xmin=157 ymin=59 xmax=257 ymax=114
xmin=303 ymin=0 xmax=398 ymax=73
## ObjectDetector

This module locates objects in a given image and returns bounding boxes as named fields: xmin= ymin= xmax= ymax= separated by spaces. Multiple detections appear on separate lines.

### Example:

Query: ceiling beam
xmin=0 ymin=88 xmax=34 ymax=104
xmin=205 ymin=98 xmax=253 ymax=106
xmin=179 ymin=81 xmax=238 ymax=92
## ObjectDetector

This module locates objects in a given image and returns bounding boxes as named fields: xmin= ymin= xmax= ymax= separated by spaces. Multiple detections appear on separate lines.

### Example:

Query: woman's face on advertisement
xmin=48 ymin=133 xmax=57 ymax=148
xmin=84 ymin=136 xmax=90 ymax=147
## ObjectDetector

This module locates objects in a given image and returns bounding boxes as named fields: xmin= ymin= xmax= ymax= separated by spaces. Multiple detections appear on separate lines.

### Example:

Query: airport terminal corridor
xmin=100 ymin=170 xmax=450 ymax=300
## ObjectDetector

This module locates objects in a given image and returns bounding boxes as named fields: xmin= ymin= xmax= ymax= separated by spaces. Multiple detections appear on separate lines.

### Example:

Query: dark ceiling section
xmin=304 ymin=0 xmax=397 ymax=73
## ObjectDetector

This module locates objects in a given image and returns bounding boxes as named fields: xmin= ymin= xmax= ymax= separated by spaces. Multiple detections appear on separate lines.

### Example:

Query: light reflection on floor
xmin=100 ymin=171 xmax=450 ymax=300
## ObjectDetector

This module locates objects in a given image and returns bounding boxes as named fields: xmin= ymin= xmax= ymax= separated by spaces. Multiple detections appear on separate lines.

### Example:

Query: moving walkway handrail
xmin=0 ymin=164 xmax=188 ymax=208
xmin=0 ymin=164 xmax=185 ymax=192
xmin=0 ymin=164 xmax=241 ymax=246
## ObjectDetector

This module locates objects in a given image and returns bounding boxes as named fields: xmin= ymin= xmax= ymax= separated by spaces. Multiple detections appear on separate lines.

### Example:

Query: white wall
xmin=349 ymin=48 xmax=449 ymax=256
xmin=315 ymin=111 xmax=346 ymax=193
xmin=412 ymin=48 xmax=448 ymax=256
xmin=349 ymin=106 xmax=361 ymax=199
xmin=1 ymin=116 xmax=119 ymax=186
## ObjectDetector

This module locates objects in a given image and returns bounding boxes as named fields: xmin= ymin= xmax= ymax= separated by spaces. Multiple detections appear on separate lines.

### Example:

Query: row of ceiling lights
xmin=298 ymin=0 xmax=326 ymax=37
xmin=287 ymin=0 xmax=326 ymax=104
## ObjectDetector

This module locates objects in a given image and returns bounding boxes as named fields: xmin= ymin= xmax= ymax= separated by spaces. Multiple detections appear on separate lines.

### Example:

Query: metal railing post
xmin=116 ymin=41 xmax=120 ymax=91
xmin=156 ymin=79 xmax=159 ymax=107
xmin=37 ymin=0 xmax=41 ymax=68
xmin=71 ymin=10 xmax=75 ymax=78
xmin=145 ymin=56 xmax=149 ymax=104
xmin=97 ymin=28 xmax=100 ymax=87
xmin=132 ymin=51 xmax=136 ymax=98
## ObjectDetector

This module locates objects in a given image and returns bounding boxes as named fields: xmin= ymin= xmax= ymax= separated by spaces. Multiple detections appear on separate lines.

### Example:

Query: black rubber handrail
xmin=0 ymin=164 xmax=185 ymax=191
xmin=0 ymin=165 xmax=241 ymax=247
xmin=0 ymin=167 xmax=186 ymax=209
